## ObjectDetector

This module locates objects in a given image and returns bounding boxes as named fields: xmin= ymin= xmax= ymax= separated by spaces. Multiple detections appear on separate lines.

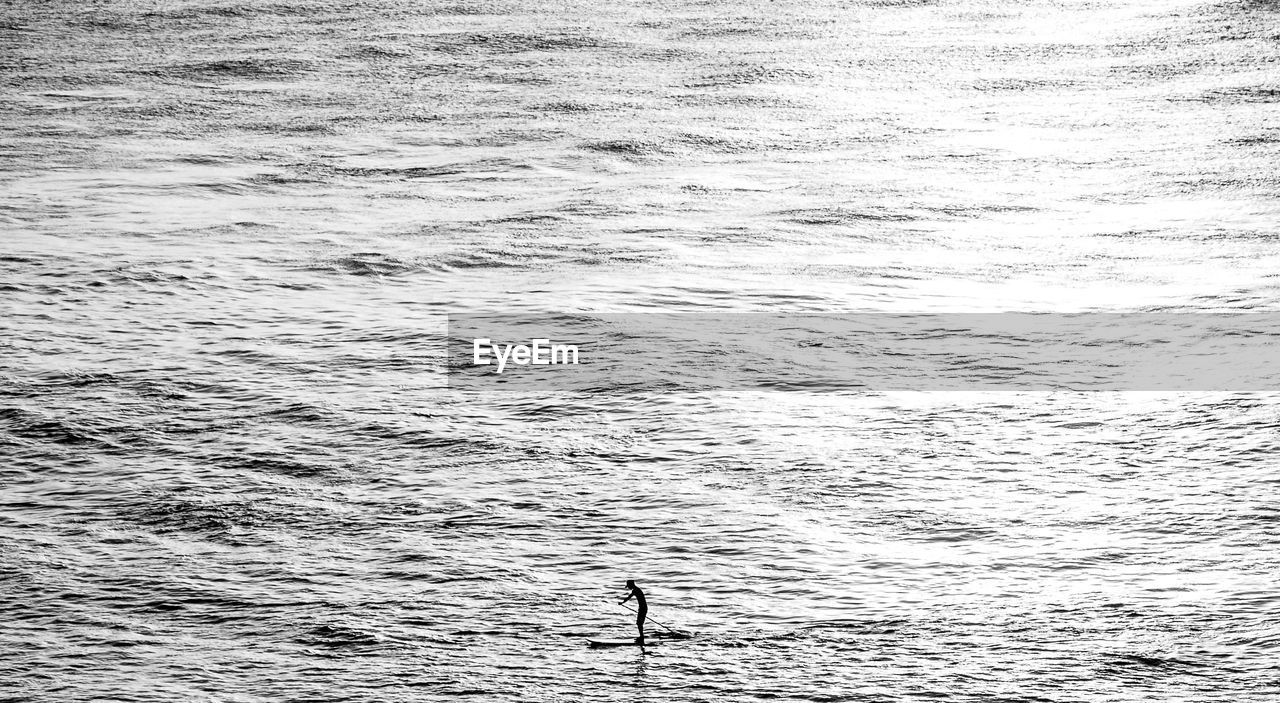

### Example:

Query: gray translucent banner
xmin=446 ymin=314 xmax=1280 ymax=391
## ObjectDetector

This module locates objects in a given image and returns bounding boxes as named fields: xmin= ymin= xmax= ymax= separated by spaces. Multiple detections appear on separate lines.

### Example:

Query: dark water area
xmin=3 ymin=1 xmax=1280 ymax=701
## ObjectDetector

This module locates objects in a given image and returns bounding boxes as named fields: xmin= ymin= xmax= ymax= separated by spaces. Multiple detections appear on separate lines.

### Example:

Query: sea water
xmin=2 ymin=1 xmax=1279 ymax=701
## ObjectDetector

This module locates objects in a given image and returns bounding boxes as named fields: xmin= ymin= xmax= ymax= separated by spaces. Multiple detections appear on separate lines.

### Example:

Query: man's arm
xmin=619 ymin=590 xmax=633 ymax=605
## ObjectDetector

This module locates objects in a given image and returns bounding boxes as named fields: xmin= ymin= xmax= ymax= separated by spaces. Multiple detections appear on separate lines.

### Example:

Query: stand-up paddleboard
xmin=587 ymin=632 xmax=693 ymax=648
xmin=587 ymin=639 xmax=658 ymax=648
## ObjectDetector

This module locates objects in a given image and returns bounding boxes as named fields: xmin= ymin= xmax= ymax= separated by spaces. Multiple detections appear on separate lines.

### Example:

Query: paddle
xmin=614 ymin=601 xmax=691 ymax=637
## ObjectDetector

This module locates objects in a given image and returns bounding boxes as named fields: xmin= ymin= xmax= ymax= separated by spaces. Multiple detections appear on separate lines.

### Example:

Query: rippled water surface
xmin=3 ymin=0 xmax=1280 ymax=701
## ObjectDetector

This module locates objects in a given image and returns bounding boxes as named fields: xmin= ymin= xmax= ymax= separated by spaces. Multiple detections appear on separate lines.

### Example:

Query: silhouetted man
xmin=619 ymin=580 xmax=647 ymax=644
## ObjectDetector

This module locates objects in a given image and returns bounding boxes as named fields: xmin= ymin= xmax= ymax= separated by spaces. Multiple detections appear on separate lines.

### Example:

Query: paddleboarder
xmin=619 ymin=580 xmax=647 ymax=644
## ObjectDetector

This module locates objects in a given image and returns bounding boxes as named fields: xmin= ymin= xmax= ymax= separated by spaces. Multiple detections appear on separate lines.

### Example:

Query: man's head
xmin=625 ymin=579 xmax=635 ymax=589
